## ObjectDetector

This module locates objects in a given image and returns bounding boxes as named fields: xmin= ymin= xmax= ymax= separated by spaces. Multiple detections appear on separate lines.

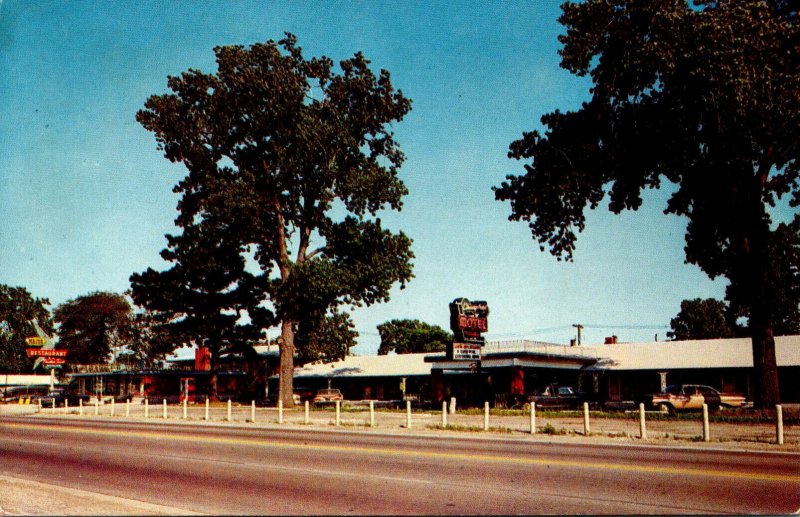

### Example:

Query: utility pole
xmin=572 ymin=324 xmax=583 ymax=346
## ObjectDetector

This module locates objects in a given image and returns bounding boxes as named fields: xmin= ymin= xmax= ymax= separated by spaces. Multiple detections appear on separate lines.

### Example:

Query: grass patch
xmin=540 ymin=423 xmax=568 ymax=435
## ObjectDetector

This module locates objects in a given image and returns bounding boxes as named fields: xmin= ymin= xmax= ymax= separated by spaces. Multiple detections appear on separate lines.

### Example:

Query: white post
xmin=639 ymin=402 xmax=647 ymax=440
xmin=183 ymin=399 xmax=188 ymax=419
xmin=776 ymin=405 xmax=784 ymax=446
xmin=369 ymin=400 xmax=375 ymax=428
xmin=79 ymin=399 xmax=83 ymax=416
xmin=163 ymin=399 xmax=167 ymax=419
xmin=37 ymin=398 xmax=42 ymax=413
xmin=227 ymin=399 xmax=232 ymax=422
xmin=484 ymin=401 xmax=490 ymax=431
xmin=111 ymin=398 xmax=115 ymax=417
xmin=278 ymin=400 xmax=284 ymax=424
xmin=52 ymin=398 xmax=56 ymax=414
xmin=702 ymin=403 xmax=710 ymax=442
xmin=304 ymin=400 xmax=309 ymax=425
xmin=251 ymin=400 xmax=255 ymax=423
xmin=204 ymin=397 xmax=209 ymax=421
xmin=449 ymin=396 xmax=456 ymax=415
xmin=406 ymin=400 xmax=412 ymax=429
xmin=530 ymin=402 xmax=536 ymax=434
xmin=441 ymin=401 xmax=448 ymax=428
xmin=335 ymin=400 xmax=340 ymax=427
xmin=126 ymin=399 xmax=130 ymax=418
xmin=94 ymin=398 xmax=99 ymax=416
xmin=145 ymin=398 xmax=149 ymax=419
xmin=64 ymin=399 xmax=69 ymax=415
xmin=583 ymin=402 xmax=590 ymax=435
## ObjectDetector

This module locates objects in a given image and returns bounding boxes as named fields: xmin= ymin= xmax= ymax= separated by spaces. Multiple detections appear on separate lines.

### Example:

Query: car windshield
xmin=665 ymin=385 xmax=681 ymax=394
xmin=558 ymin=387 xmax=574 ymax=396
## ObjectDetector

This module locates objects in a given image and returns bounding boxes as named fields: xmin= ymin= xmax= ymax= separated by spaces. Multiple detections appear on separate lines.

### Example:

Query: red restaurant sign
xmin=27 ymin=348 xmax=68 ymax=358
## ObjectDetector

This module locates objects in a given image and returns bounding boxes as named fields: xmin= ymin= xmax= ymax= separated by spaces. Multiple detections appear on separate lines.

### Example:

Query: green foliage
xmin=296 ymin=311 xmax=358 ymax=364
xmin=668 ymin=298 xmax=736 ymax=341
xmin=54 ymin=291 xmax=132 ymax=364
xmin=377 ymin=319 xmax=452 ymax=355
xmin=136 ymin=33 xmax=414 ymax=405
xmin=0 ymin=285 xmax=51 ymax=373
xmin=494 ymin=0 xmax=800 ymax=407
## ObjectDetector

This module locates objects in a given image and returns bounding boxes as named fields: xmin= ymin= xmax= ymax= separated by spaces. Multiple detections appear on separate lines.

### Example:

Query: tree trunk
xmin=208 ymin=349 xmax=219 ymax=402
xmin=748 ymin=260 xmax=781 ymax=408
xmin=278 ymin=319 xmax=295 ymax=408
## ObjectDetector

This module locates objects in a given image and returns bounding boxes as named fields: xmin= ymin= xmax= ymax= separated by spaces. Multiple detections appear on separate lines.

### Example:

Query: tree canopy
xmin=668 ymin=298 xmax=736 ymax=341
xmin=0 ymin=285 xmax=51 ymax=373
xmin=494 ymin=0 xmax=799 ymax=407
xmin=136 ymin=34 xmax=414 ymax=405
xmin=53 ymin=291 xmax=132 ymax=365
xmin=377 ymin=319 xmax=452 ymax=355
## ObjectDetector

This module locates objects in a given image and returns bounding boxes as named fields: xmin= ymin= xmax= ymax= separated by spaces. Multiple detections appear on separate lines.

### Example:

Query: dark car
xmin=35 ymin=389 xmax=90 ymax=407
xmin=528 ymin=385 xmax=589 ymax=409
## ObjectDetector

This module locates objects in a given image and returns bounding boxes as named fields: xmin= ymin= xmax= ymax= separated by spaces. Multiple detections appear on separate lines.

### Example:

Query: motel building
xmin=57 ymin=335 xmax=800 ymax=408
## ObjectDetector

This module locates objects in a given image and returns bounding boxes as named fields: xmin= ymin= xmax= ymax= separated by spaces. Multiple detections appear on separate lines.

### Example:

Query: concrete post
xmin=227 ymin=399 xmax=232 ymax=422
xmin=441 ymin=401 xmax=447 ymax=428
xmin=583 ymin=402 xmax=590 ymax=435
xmin=278 ymin=400 xmax=284 ymax=424
xmin=406 ymin=400 xmax=412 ymax=429
xmin=702 ymin=403 xmax=710 ymax=442
xmin=369 ymin=400 xmax=375 ymax=428
xmin=449 ymin=397 xmax=456 ymax=415
xmin=163 ymin=399 xmax=167 ymax=419
xmin=111 ymin=398 xmax=115 ymax=417
xmin=250 ymin=400 xmax=255 ymax=423
xmin=776 ymin=405 xmax=784 ymax=446
xmin=64 ymin=399 xmax=69 ymax=415
xmin=79 ymin=399 xmax=83 ymax=416
xmin=52 ymin=399 xmax=56 ymax=414
xmin=484 ymin=401 xmax=490 ymax=431
xmin=639 ymin=403 xmax=647 ymax=440
xmin=37 ymin=398 xmax=41 ymax=413
xmin=145 ymin=398 xmax=149 ymax=419
xmin=126 ymin=399 xmax=130 ymax=418
xmin=304 ymin=400 xmax=309 ymax=425
xmin=530 ymin=402 xmax=536 ymax=435
xmin=94 ymin=399 xmax=99 ymax=416
xmin=205 ymin=397 xmax=209 ymax=421
xmin=335 ymin=400 xmax=341 ymax=427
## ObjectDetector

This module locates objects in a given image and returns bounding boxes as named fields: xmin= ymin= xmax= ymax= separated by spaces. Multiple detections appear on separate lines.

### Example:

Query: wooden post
xmin=304 ymin=400 xmax=309 ymax=425
xmin=406 ymin=400 xmax=412 ymax=429
xmin=776 ymin=405 xmax=784 ymax=446
xmin=227 ymin=399 xmax=232 ymax=422
xmin=163 ymin=399 xmax=167 ymax=419
xmin=530 ymin=402 xmax=536 ymax=435
xmin=204 ymin=397 xmax=209 ymax=421
xmin=278 ymin=400 xmax=284 ymax=424
xmin=484 ymin=401 xmax=490 ymax=431
xmin=335 ymin=400 xmax=340 ymax=427
xmin=94 ymin=398 xmax=99 ymax=416
xmin=442 ymin=401 xmax=448 ymax=428
xmin=52 ymin=398 xmax=56 ymax=414
xmin=64 ymin=399 xmax=69 ymax=415
xmin=369 ymin=400 xmax=375 ymax=428
xmin=79 ymin=399 xmax=83 ymax=416
xmin=702 ymin=404 xmax=710 ymax=442
xmin=583 ymin=402 xmax=590 ymax=435
xmin=145 ymin=398 xmax=149 ymax=419
xmin=183 ymin=399 xmax=188 ymax=419
xmin=126 ymin=399 xmax=130 ymax=418
xmin=639 ymin=403 xmax=647 ymax=439
xmin=250 ymin=400 xmax=255 ymax=423
xmin=111 ymin=398 xmax=115 ymax=417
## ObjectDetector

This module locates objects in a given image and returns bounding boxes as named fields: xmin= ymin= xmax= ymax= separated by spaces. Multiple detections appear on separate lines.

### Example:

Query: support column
xmin=510 ymin=366 xmax=525 ymax=395
xmin=658 ymin=372 xmax=668 ymax=392
xmin=431 ymin=369 xmax=445 ymax=404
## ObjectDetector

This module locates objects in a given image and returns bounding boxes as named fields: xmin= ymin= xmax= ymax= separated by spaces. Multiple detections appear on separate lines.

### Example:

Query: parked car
xmin=313 ymin=388 xmax=344 ymax=404
xmin=646 ymin=384 xmax=746 ymax=413
xmin=528 ymin=385 xmax=590 ymax=409
xmin=293 ymin=387 xmax=314 ymax=405
xmin=35 ymin=389 xmax=90 ymax=407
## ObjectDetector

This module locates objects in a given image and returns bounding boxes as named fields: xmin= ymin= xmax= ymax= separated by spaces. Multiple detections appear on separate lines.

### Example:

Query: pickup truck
xmin=528 ymin=385 xmax=589 ymax=409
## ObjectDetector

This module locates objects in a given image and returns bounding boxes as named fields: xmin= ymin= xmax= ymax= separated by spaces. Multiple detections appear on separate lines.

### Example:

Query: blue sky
xmin=0 ymin=1 xmax=735 ymax=354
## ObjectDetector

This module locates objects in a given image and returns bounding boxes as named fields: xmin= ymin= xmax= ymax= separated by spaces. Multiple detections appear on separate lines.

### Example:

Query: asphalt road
xmin=0 ymin=416 xmax=798 ymax=514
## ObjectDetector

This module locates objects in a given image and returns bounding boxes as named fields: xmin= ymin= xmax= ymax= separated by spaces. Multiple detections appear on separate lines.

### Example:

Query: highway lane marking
xmin=3 ymin=421 xmax=799 ymax=484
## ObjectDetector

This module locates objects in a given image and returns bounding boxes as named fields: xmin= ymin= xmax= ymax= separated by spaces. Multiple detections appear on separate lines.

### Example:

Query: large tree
xmin=377 ymin=319 xmax=452 ymax=355
xmin=0 ymin=285 xmax=51 ymax=373
xmin=136 ymin=34 xmax=414 ymax=406
xmin=130 ymin=220 xmax=269 ymax=400
xmin=54 ymin=291 xmax=133 ymax=364
xmin=494 ymin=0 xmax=799 ymax=407
xmin=667 ymin=298 xmax=736 ymax=341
